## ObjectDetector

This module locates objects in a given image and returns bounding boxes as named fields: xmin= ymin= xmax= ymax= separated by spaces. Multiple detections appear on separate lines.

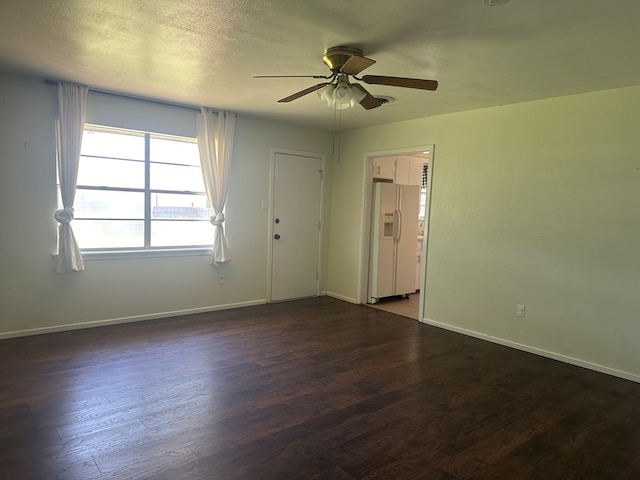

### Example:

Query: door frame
xmin=267 ymin=148 xmax=326 ymax=303
xmin=358 ymin=145 xmax=435 ymax=322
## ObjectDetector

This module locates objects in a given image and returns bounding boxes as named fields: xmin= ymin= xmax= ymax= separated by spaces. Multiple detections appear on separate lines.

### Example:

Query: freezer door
xmin=369 ymin=183 xmax=397 ymax=302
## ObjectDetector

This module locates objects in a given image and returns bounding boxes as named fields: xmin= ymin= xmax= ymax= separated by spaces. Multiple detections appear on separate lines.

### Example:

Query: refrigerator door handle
xmin=395 ymin=209 xmax=403 ymax=243
xmin=393 ymin=210 xmax=398 ymax=242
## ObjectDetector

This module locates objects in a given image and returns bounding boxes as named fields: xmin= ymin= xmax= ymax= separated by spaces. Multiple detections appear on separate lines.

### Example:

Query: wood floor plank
xmin=1 ymin=297 xmax=640 ymax=479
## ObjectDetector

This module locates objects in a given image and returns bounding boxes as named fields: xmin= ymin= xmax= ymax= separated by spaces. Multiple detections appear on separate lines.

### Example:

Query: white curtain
xmin=196 ymin=108 xmax=236 ymax=265
xmin=54 ymin=82 xmax=89 ymax=274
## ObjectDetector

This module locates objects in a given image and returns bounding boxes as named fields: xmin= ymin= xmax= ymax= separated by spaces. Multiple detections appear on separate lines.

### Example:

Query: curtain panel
xmin=196 ymin=109 xmax=236 ymax=265
xmin=54 ymin=82 xmax=89 ymax=274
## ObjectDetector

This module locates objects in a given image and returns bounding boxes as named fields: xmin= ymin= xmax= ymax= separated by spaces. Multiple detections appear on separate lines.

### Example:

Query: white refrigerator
xmin=368 ymin=182 xmax=420 ymax=304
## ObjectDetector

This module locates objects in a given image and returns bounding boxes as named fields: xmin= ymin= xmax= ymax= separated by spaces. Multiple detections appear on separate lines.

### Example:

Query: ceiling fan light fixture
xmin=333 ymin=81 xmax=352 ymax=107
xmin=317 ymin=81 xmax=365 ymax=109
xmin=348 ymin=83 xmax=366 ymax=107
xmin=317 ymin=84 xmax=336 ymax=106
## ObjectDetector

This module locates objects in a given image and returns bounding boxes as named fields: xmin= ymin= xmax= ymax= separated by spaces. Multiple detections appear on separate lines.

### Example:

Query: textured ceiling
xmin=0 ymin=0 xmax=638 ymax=130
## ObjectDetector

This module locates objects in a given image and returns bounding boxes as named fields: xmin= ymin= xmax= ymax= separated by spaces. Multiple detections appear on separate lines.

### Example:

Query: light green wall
xmin=0 ymin=72 xmax=332 ymax=335
xmin=326 ymin=85 xmax=640 ymax=377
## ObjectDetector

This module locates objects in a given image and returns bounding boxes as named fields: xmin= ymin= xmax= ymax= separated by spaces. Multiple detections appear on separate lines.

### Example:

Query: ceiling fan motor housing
xmin=322 ymin=46 xmax=364 ymax=71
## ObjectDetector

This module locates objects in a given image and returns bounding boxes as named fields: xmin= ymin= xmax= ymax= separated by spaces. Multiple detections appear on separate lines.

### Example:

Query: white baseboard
xmin=0 ymin=299 xmax=268 ymax=340
xmin=421 ymin=317 xmax=640 ymax=384
xmin=325 ymin=291 xmax=359 ymax=304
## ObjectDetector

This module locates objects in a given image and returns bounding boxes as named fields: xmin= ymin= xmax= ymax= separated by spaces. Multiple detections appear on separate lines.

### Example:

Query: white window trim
xmin=57 ymin=124 xmax=213 ymax=257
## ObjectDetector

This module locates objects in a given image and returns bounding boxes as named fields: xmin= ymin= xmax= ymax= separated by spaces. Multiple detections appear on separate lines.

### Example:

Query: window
xmin=68 ymin=126 xmax=213 ymax=251
xmin=419 ymin=163 xmax=428 ymax=219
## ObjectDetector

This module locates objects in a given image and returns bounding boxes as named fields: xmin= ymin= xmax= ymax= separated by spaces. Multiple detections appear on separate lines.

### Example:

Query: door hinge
xmin=317 ymin=221 xmax=321 ymax=231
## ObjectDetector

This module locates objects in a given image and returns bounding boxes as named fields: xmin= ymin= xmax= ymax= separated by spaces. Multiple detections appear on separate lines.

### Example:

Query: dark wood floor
xmin=1 ymin=297 xmax=640 ymax=479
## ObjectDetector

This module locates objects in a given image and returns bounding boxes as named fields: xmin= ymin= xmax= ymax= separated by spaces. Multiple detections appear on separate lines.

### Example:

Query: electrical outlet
xmin=516 ymin=304 xmax=525 ymax=318
xmin=218 ymin=275 xmax=225 ymax=285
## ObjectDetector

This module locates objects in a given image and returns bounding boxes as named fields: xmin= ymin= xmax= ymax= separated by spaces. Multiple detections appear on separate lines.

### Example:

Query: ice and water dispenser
xmin=382 ymin=213 xmax=395 ymax=238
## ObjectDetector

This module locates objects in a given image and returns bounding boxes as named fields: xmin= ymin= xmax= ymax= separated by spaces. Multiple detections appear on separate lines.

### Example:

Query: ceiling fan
xmin=255 ymin=46 xmax=438 ymax=110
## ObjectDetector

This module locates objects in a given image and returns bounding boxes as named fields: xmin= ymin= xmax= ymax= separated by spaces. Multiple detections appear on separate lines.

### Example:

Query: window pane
xmin=151 ymin=193 xmax=212 ymax=220
xmin=74 ymin=220 xmax=144 ymax=249
xmin=75 ymin=190 xmax=144 ymax=219
xmin=150 ymin=221 xmax=212 ymax=247
xmin=150 ymin=163 xmax=205 ymax=192
xmin=81 ymin=130 xmax=145 ymax=160
xmin=77 ymin=157 xmax=144 ymax=189
xmin=150 ymin=137 xmax=200 ymax=166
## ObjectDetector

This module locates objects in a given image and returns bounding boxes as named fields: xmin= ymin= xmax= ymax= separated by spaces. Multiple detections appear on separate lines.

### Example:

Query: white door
xmin=270 ymin=152 xmax=323 ymax=302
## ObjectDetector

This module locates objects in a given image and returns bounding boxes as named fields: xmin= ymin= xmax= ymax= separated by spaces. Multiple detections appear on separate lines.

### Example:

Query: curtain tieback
xmin=54 ymin=207 xmax=75 ymax=224
xmin=210 ymin=213 xmax=225 ymax=227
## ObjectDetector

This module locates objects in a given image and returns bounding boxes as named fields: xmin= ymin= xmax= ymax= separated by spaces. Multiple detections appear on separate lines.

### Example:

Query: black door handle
xmin=274 ymin=234 xmax=281 ymax=240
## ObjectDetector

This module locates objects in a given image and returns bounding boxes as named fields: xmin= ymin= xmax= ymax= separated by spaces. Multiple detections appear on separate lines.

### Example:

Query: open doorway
xmin=358 ymin=146 xmax=434 ymax=322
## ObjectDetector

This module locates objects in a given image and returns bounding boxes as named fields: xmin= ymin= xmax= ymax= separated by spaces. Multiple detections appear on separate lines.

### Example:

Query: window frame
xmin=65 ymin=124 xmax=213 ymax=258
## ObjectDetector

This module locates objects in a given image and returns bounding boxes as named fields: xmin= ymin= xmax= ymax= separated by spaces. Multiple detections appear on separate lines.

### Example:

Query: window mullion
xmin=144 ymin=134 xmax=151 ymax=248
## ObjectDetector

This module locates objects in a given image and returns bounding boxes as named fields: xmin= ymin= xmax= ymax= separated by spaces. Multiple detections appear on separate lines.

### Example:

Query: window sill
xmin=52 ymin=247 xmax=212 ymax=262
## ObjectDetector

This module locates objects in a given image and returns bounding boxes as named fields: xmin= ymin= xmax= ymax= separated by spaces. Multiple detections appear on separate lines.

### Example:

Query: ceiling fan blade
xmin=254 ymin=74 xmax=332 ymax=79
xmin=362 ymin=75 xmax=438 ymax=91
xmin=341 ymin=55 xmax=376 ymax=75
xmin=351 ymin=84 xmax=383 ymax=110
xmin=278 ymin=82 xmax=331 ymax=103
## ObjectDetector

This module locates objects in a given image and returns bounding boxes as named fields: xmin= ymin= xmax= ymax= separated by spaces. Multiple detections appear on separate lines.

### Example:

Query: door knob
xmin=275 ymin=218 xmax=280 ymax=224
xmin=274 ymin=234 xmax=281 ymax=240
